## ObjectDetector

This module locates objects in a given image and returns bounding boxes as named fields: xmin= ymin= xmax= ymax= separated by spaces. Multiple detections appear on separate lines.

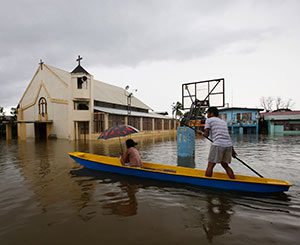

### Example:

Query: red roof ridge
xmin=262 ymin=110 xmax=300 ymax=116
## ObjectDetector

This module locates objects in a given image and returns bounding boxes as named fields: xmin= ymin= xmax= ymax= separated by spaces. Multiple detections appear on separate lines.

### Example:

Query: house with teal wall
xmin=261 ymin=110 xmax=300 ymax=135
xmin=219 ymin=107 xmax=263 ymax=134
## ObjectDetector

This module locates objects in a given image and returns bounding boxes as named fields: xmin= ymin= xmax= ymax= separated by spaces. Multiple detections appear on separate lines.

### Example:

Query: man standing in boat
xmin=203 ymin=107 xmax=236 ymax=179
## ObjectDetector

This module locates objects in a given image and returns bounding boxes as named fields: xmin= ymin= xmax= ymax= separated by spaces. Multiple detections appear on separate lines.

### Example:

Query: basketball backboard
xmin=181 ymin=78 xmax=225 ymax=110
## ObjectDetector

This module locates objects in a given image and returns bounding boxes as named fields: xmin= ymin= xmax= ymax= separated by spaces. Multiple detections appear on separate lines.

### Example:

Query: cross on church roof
xmin=76 ymin=55 xmax=83 ymax=66
xmin=71 ymin=55 xmax=90 ymax=74
xmin=39 ymin=59 xmax=44 ymax=70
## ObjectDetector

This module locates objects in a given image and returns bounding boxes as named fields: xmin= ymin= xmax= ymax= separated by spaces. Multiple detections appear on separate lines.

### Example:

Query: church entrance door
xmin=34 ymin=122 xmax=47 ymax=140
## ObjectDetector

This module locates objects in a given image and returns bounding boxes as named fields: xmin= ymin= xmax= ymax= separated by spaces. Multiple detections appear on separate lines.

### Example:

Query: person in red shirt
xmin=120 ymin=139 xmax=142 ymax=167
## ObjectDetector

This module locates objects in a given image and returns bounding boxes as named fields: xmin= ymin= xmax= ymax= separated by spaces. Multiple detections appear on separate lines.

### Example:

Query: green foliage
xmin=0 ymin=106 xmax=5 ymax=121
xmin=171 ymin=101 xmax=183 ymax=119
xmin=0 ymin=106 xmax=18 ymax=139
xmin=10 ymin=107 xmax=17 ymax=121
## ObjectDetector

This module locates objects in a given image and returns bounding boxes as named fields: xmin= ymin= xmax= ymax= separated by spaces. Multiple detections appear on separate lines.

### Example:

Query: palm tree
xmin=0 ymin=106 xmax=4 ymax=121
xmin=10 ymin=107 xmax=17 ymax=121
xmin=172 ymin=101 xmax=183 ymax=119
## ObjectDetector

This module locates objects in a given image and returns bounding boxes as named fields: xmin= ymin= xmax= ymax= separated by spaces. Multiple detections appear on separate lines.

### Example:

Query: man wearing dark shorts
xmin=204 ymin=107 xmax=236 ymax=179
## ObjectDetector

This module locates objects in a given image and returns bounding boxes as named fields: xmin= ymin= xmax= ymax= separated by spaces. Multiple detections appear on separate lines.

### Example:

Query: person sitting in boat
xmin=120 ymin=139 xmax=143 ymax=167
xmin=203 ymin=107 xmax=236 ymax=179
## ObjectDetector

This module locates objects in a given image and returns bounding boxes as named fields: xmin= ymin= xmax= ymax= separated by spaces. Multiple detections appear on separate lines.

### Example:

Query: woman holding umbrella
xmin=120 ymin=139 xmax=142 ymax=167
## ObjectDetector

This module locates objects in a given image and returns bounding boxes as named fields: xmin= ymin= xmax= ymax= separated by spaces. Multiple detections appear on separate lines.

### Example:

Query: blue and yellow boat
xmin=69 ymin=152 xmax=291 ymax=193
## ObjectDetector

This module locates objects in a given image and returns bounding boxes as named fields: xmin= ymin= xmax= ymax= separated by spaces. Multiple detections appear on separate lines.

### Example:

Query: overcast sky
xmin=1 ymin=0 xmax=299 ymax=114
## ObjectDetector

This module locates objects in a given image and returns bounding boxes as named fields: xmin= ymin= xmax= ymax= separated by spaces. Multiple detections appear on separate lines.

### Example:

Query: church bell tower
xmin=70 ymin=55 xmax=94 ymax=140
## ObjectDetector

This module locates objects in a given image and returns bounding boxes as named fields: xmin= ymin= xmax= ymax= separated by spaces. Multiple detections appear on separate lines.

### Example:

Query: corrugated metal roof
xmin=94 ymin=106 xmax=171 ymax=119
xmin=46 ymin=64 xmax=152 ymax=111
xmin=93 ymin=80 xmax=152 ymax=110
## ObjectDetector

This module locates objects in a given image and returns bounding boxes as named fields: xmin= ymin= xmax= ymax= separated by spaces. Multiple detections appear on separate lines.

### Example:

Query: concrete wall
xmin=52 ymin=103 xmax=69 ymax=138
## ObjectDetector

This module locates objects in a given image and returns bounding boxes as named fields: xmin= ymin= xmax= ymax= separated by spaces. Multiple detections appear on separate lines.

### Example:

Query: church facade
xmin=17 ymin=58 xmax=176 ymax=140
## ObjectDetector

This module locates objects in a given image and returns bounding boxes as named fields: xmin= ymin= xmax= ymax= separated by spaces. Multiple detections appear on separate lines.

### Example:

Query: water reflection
xmin=70 ymin=169 xmax=139 ymax=217
xmin=16 ymin=140 xmax=86 ymax=215
xmin=202 ymin=194 xmax=233 ymax=242
xmin=69 ymin=170 xmax=97 ymax=221
xmin=70 ymin=166 xmax=235 ymax=243
xmin=101 ymin=183 xmax=138 ymax=216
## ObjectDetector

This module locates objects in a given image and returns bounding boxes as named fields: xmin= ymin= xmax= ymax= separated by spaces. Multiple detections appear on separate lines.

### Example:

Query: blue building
xmin=219 ymin=107 xmax=264 ymax=134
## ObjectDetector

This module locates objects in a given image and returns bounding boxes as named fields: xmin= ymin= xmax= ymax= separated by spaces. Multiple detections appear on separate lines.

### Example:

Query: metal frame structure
xmin=181 ymin=78 xmax=225 ymax=110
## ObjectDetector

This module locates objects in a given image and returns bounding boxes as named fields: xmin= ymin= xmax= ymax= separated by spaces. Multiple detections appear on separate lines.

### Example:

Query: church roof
xmin=94 ymin=106 xmax=168 ymax=119
xmin=46 ymin=64 xmax=152 ymax=111
xmin=47 ymin=64 xmax=71 ymax=82
xmin=71 ymin=65 xmax=90 ymax=74
xmin=93 ymin=80 xmax=152 ymax=110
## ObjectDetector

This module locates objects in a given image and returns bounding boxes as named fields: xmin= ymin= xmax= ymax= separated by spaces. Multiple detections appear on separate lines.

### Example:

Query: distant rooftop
xmin=219 ymin=107 xmax=264 ymax=111
xmin=261 ymin=110 xmax=300 ymax=116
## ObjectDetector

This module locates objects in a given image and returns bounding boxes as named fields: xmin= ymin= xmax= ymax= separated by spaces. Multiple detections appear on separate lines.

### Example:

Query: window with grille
xmin=38 ymin=97 xmax=47 ymax=116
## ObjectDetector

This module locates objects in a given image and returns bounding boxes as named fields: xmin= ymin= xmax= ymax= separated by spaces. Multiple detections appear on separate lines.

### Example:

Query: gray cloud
xmin=0 ymin=0 xmax=299 ymax=108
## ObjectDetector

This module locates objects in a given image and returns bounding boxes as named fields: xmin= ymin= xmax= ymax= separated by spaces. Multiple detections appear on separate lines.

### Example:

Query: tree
xmin=275 ymin=97 xmax=284 ymax=110
xmin=0 ymin=106 xmax=5 ymax=139
xmin=260 ymin=96 xmax=294 ymax=112
xmin=0 ymin=106 xmax=5 ymax=120
xmin=260 ymin=96 xmax=274 ymax=112
xmin=10 ymin=107 xmax=17 ymax=121
xmin=284 ymin=98 xmax=295 ymax=110
xmin=171 ymin=101 xmax=183 ymax=119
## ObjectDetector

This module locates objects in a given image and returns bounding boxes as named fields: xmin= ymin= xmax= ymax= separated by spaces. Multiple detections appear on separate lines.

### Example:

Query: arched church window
xmin=38 ymin=97 xmax=47 ymax=116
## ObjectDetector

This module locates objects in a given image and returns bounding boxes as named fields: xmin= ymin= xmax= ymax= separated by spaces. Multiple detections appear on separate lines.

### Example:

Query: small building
xmin=219 ymin=107 xmax=263 ymax=134
xmin=0 ymin=115 xmax=18 ymax=140
xmin=17 ymin=58 xmax=176 ymax=140
xmin=260 ymin=110 xmax=300 ymax=135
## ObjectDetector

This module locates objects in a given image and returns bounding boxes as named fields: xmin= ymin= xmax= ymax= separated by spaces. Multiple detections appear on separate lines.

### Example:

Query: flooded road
xmin=0 ymin=134 xmax=300 ymax=244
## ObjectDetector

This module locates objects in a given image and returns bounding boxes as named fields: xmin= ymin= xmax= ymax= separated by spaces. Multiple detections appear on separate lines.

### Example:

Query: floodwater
xmin=0 ymin=134 xmax=300 ymax=244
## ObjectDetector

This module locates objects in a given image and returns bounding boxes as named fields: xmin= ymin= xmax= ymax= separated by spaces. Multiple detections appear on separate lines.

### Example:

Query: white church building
xmin=17 ymin=57 xmax=176 ymax=140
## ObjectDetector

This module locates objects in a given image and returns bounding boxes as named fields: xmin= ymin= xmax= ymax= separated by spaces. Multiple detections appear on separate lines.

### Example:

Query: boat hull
xmin=69 ymin=152 xmax=291 ymax=193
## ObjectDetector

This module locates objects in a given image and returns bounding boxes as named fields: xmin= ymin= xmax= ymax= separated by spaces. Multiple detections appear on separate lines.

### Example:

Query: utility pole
xmin=125 ymin=85 xmax=137 ymax=125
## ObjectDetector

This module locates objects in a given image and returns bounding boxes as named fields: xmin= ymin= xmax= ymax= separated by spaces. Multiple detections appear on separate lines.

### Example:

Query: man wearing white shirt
xmin=203 ymin=107 xmax=236 ymax=179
